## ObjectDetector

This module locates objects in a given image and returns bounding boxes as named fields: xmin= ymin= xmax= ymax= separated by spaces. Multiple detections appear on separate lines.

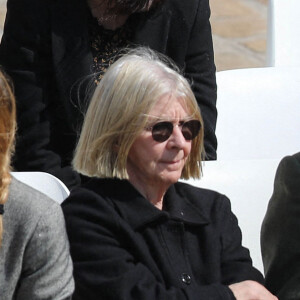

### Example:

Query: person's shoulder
xmin=7 ymin=177 xmax=62 ymax=220
xmin=162 ymin=0 xmax=210 ymax=30
xmin=175 ymin=180 xmax=225 ymax=198
xmin=64 ymin=177 xmax=116 ymax=201
xmin=5 ymin=177 xmax=66 ymax=242
xmin=62 ymin=178 xmax=120 ymax=215
xmin=292 ymin=151 xmax=300 ymax=161
xmin=275 ymin=152 xmax=300 ymax=184
xmin=62 ymin=178 xmax=125 ymax=234
xmin=278 ymin=151 xmax=300 ymax=170
xmin=174 ymin=181 xmax=230 ymax=209
xmin=173 ymin=182 xmax=233 ymax=225
xmin=5 ymin=0 xmax=53 ymax=18
xmin=3 ymin=177 xmax=67 ymax=258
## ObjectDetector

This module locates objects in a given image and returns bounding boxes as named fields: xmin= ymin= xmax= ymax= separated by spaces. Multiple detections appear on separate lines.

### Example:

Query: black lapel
xmin=132 ymin=5 xmax=171 ymax=53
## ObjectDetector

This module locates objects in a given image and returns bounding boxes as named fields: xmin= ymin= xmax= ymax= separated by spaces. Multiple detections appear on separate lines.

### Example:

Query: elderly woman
xmin=0 ymin=70 xmax=74 ymax=299
xmin=62 ymin=48 xmax=276 ymax=300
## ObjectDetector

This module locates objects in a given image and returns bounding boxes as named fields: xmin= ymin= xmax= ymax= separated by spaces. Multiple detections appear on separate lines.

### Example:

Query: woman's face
xmin=127 ymin=95 xmax=192 ymax=189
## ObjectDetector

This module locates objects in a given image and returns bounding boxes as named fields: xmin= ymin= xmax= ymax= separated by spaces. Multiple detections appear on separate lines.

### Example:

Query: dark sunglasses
xmin=145 ymin=119 xmax=201 ymax=142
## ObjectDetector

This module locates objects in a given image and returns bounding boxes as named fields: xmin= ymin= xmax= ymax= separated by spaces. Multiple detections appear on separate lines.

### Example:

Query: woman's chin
xmin=158 ymin=170 xmax=183 ymax=186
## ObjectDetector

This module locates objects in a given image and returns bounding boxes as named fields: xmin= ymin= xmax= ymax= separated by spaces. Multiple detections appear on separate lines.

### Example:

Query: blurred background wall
xmin=211 ymin=0 xmax=268 ymax=71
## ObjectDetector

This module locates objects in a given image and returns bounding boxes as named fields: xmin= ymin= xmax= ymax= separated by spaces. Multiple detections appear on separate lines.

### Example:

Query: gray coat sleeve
xmin=14 ymin=202 xmax=74 ymax=300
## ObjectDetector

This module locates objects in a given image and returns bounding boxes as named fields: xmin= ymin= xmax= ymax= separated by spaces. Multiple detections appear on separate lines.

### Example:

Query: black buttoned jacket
xmin=62 ymin=179 xmax=264 ymax=300
xmin=0 ymin=0 xmax=217 ymax=189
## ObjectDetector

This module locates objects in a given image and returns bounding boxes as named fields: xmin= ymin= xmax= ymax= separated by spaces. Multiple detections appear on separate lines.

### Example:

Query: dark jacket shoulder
xmin=261 ymin=152 xmax=300 ymax=299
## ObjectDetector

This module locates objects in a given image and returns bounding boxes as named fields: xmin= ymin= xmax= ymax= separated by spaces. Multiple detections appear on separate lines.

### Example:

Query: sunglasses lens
xmin=152 ymin=122 xmax=173 ymax=142
xmin=182 ymin=120 xmax=201 ymax=140
xmin=151 ymin=120 xmax=201 ymax=142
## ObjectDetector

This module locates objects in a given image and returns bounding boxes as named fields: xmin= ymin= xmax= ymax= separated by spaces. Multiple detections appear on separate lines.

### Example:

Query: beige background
xmin=0 ymin=0 xmax=268 ymax=71
xmin=211 ymin=0 xmax=268 ymax=71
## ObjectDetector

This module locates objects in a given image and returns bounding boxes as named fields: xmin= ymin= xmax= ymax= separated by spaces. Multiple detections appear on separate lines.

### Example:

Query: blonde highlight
xmin=0 ymin=70 xmax=16 ymax=247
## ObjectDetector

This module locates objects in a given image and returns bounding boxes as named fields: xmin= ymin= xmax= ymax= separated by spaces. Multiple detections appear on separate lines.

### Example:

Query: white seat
xmin=267 ymin=0 xmax=300 ymax=66
xmin=216 ymin=66 xmax=300 ymax=160
xmin=11 ymin=171 xmax=70 ymax=204
xmin=182 ymin=158 xmax=280 ymax=273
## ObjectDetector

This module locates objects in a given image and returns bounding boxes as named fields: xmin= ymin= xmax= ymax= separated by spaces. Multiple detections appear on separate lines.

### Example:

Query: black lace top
xmin=88 ymin=15 xmax=133 ymax=84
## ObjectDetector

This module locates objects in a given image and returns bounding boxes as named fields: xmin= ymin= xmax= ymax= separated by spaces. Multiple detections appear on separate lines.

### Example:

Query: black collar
xmin=87 ymin=178 xmax=209 ymax=230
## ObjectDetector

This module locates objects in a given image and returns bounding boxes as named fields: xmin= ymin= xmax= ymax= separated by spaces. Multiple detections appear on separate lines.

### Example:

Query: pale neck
xmin=128 ymin=175 xmax=170 ymax=211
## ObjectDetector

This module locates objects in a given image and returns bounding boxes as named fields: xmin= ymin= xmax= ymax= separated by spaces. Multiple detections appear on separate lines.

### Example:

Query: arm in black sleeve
xmin=0 ymin=0 xmax=81 ymax=189
xmin=184 ymin=0 xmax=217 ymax=160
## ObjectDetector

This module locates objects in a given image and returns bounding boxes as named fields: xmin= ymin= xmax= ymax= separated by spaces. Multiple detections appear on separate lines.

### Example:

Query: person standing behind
xmin=0 ymin=70 xmax=74 ymax=299
xmin=261 ymin=152 xmax=300 ymax=300
xmin=0 ymin=0 xmax=217 ymax=189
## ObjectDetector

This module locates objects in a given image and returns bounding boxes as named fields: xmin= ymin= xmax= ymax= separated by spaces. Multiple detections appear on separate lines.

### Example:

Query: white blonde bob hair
xmin=73 ymin=47 xmax=205 ymax=179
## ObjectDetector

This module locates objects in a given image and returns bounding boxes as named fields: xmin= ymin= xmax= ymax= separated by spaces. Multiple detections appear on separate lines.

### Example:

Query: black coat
xmin=62 ymin=179 xmax=264 ymax=300
xmin=261 ymin=152 xmax=300 ymax=300
xmin=0 ymin=0 xmax=217 ymax=189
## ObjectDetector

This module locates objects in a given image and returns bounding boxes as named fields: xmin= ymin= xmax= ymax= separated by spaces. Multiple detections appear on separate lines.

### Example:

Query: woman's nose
xmin=167 ymin=125 xmax=186 ymax=148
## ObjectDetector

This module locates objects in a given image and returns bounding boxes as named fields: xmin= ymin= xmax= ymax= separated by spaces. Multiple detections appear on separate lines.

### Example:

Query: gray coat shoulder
xmin=0 ymin=177 xmax=74 ymax=300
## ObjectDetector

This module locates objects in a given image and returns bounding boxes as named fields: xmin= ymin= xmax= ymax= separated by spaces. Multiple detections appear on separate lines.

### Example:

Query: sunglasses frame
xmin=145 ymin=119 xmax=201 ymax=143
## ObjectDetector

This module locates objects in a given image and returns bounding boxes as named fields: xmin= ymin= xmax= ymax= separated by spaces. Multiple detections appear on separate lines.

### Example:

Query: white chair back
xmin=216 ymin=67 xmax=300 ymax=161
xmin=267 ymin=0 xmax=300 ymax=66
xmin=183 ymin=158 xmax=280 ymax=273
xmin=11 ymin=171 xmax=70 ymax=204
